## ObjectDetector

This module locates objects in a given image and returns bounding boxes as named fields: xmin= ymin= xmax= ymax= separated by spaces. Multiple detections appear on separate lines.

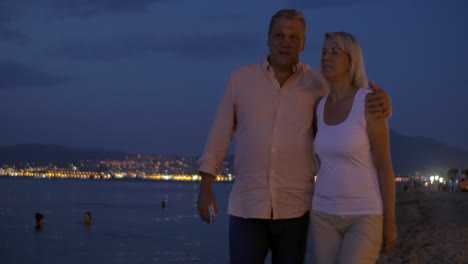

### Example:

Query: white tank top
xmin=312 ymin=88 xmax=383 ymax=215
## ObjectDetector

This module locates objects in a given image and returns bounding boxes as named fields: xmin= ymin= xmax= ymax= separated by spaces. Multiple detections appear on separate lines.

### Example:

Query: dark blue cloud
xmin=0 ymin=60 xmax=69 ymax=90
xmin=284 ymin=0 xmax=372 ymax=9
xmin=0 ymin=26 xmax=31 ymax=44
xmin=0 ymin=24 xmax=31 ymax=44
xmin=0 ymin=6 xmax=31 ymax=44
xmin=2 ymin=0 xmax=167 ymax=19
xmin=0 ymin=0 xmax=166 ymax=43
xmin=201 ymin=13 xmax=244 ymax=21
xmin=148 ymin=32 xmax=265 ymax=59
xmin=48 ymin=31 xmax=265 ymax=61
xmin=45 ymin=0 xmax=165 ymax=18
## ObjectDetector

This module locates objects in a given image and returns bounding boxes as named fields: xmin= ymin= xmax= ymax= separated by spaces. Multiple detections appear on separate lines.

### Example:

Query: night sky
xmin=1 ymin=0 xmax=467 ymax=156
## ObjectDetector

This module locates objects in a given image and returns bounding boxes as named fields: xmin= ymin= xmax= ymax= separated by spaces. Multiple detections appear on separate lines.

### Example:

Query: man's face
xmin=268 ymin=17 xmax=305 ymax=69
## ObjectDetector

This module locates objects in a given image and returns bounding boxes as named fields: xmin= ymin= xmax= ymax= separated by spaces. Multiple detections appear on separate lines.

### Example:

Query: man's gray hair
xmin=268 ymin=9 xmax=306 ymax=34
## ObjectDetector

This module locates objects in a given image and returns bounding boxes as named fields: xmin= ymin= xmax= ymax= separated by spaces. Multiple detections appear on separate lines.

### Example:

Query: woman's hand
xmin=382 ymin=221 xmax=397 ymax=253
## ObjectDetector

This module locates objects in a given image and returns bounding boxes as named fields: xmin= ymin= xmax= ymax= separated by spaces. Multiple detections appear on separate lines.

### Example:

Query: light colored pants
xmin=310 ymin=210 xmax=383 ymax=264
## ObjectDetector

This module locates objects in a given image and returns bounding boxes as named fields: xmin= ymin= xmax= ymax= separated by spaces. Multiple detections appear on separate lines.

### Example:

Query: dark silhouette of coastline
xmin=0 ymin=144 xmax=128 ymax=165
xmin=1 ymin=133 xmax=468 ymax=176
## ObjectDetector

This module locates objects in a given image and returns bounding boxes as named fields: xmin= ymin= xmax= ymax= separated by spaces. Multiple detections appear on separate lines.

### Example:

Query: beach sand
xmin=377 ymin=191 xmax=468 ymax=264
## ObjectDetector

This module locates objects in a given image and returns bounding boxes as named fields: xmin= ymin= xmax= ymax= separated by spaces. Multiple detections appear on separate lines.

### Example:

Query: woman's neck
xmin=328 ymin=78 xmax=358 ymax=101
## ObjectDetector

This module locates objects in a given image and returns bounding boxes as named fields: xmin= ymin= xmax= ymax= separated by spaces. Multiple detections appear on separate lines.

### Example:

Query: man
xmin=197 ymin=9 xmax=391 ymax=264
xmin=35 ymin=212 xmax=44 ymax=231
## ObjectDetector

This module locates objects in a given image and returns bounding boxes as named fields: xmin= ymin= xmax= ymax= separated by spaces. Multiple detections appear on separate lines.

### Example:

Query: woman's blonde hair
xmin=323 ymin=32 xmax=368 ymax=88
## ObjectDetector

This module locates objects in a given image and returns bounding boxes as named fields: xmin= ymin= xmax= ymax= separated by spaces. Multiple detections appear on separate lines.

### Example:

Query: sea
xmin=0 ymin=177 xmax=316 ymax=264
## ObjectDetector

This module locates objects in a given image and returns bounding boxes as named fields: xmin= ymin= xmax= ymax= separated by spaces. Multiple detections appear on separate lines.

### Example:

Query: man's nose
xmin=280 ymin=38 xmax=292 ymax=47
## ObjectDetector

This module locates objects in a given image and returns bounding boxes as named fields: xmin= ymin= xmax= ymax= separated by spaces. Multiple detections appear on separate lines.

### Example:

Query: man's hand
xmin=382 ymin=221 xmax=397 ymax=253
xmin=197 ymin=172 xmax=218 ymax=224
xmin=366 ymin=82 xmax=392 ymax=119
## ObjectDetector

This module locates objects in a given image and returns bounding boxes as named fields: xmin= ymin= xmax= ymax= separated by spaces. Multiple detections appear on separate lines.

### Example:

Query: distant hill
xmin=0 ymin=144 xmax=129 ymax=165
xmin=390 ymin=131 xmax=468 ymax=176
xmin=224 ymin=130 xmax=468 ymax=176
xmin=1 ymin=131 xmax=467 ymax=176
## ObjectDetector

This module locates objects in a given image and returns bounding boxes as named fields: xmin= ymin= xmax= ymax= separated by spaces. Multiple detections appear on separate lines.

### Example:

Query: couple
xmin=197 ymin=9 xmax=396 ymax=264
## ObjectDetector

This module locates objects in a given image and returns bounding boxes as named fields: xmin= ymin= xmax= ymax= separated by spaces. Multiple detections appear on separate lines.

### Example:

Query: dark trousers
xmin=229 ymin=211 xmax=310 ymax=264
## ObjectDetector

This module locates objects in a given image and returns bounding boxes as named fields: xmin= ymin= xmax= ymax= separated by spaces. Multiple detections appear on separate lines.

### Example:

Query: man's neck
xmin=268 ymin=58 xmax=296 ymax=87
xmin=268 ymin=56 xmax=297 ymax=73
xmin=274 ymin=71 xmax=293 ymax=87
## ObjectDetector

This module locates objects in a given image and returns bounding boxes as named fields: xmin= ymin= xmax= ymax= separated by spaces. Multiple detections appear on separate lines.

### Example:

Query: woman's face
xmin=321 ymin=39 xmax=350 ymax=81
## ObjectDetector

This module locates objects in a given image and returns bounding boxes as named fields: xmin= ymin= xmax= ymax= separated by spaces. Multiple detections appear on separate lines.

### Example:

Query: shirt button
xmin=271 ymin=148 xmax=276 ymax=152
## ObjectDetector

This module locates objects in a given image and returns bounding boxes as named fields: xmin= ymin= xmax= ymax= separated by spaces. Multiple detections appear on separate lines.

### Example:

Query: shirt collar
xmin=262 ymin=56 xmax=302 ymax=74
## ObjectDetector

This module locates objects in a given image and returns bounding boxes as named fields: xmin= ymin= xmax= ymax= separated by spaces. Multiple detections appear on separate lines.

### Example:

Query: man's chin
xmin=269 ymin=56 xmax=298 ymax=69
xmin=278 ymin=60 xmax=297 ymax=68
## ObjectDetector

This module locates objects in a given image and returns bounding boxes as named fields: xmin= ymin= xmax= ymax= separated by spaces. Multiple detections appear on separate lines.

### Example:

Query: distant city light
xmin=5 ymin=154 xmax=461 ymax=186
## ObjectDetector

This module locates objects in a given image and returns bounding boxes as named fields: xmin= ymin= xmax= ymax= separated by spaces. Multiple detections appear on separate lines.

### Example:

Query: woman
xmin=311 ymin=32 xmax=397 ymax=264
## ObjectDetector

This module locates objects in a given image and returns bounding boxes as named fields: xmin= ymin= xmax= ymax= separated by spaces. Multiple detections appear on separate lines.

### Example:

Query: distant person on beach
xmin=197 ymin=9 xmax=392 ymax=264
xmin=448 ymin=177 xmax=457 ymax=192
xmin=35 ymin=212 xmax=44 ymax=230
xmin=84 ymin=211 xmax=94 ymax=225
xmin=459 ymin=174 xmax=467 ymax=191
xmin=310 ymin=32 xmax=397 ymax=264
xmin=458 ymin=170 xmax=466 ymax=183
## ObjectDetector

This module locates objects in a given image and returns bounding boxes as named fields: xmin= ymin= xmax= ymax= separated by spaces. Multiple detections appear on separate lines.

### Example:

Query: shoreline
xmin=377 ymin=191 xmax=468 ymax=264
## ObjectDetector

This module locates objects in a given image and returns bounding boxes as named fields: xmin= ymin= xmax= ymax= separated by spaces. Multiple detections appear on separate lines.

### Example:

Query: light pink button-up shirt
xmin=198 ymin=59 xmax=329 ymax=220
